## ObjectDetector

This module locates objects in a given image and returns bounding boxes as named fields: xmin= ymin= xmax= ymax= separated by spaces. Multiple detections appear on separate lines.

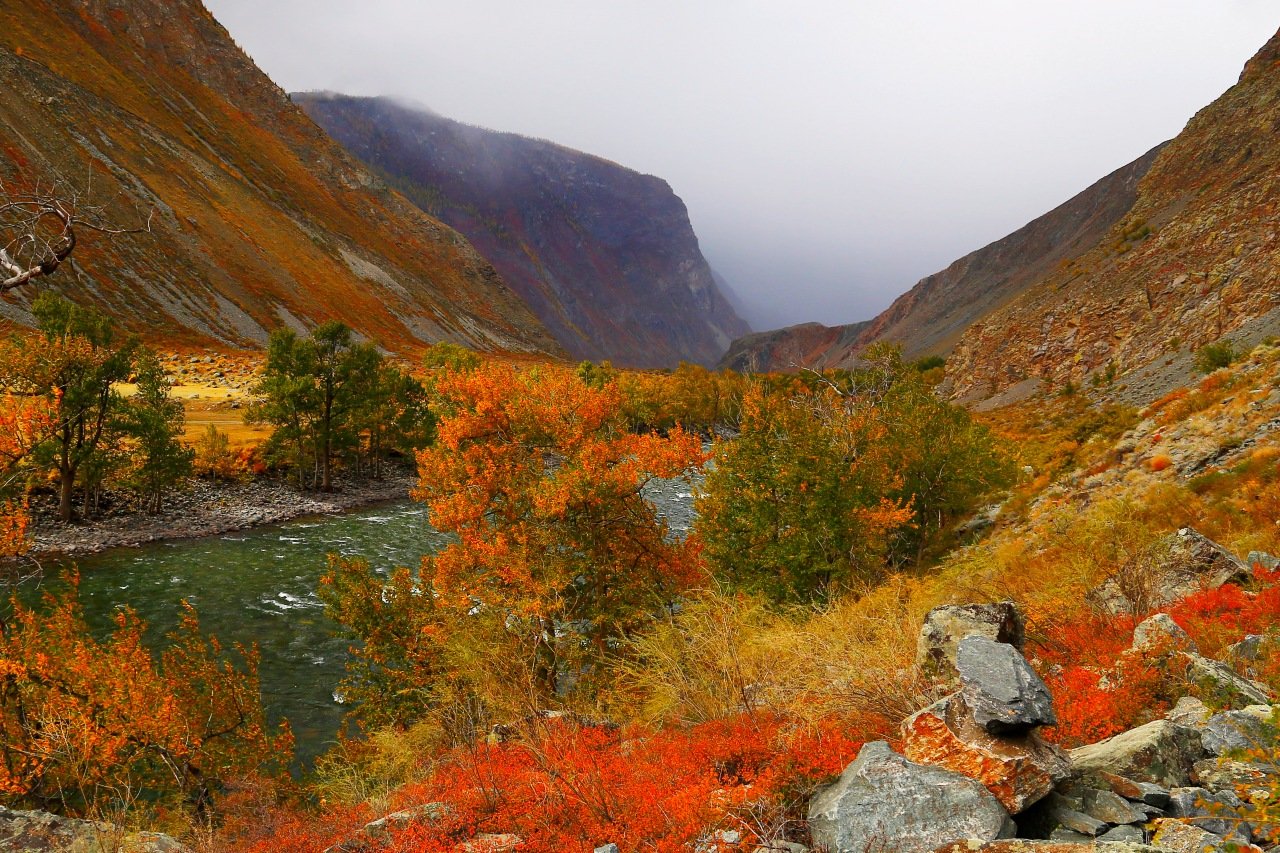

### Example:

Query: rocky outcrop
xmin=0 ymin=2 xmax=560 ymax=358
xmin=1089 ymin=527 xmax=1254 ymax=615
xmin=295 ymin=94 xmax=750 ymax=369
xmin=0 ymin=806 xmax=187 ymax=852
xmin=917 ymin=601 xmax=1027 ymax=681
xmin=808 ymin=741 xmax=1015 ymax=853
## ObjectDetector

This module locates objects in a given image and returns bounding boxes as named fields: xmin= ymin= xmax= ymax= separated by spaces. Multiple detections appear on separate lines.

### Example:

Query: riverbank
xmin=22 ymin=468 xmax=417 ymax=558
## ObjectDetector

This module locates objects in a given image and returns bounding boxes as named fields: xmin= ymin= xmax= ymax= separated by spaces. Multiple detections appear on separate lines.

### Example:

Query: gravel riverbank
xmin=21 ymin=469 xmax=417 ymax=558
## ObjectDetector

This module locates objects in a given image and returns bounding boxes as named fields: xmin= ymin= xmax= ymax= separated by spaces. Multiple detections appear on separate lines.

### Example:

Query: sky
xmin=204 ymin=1 xmax=1279 ymax=331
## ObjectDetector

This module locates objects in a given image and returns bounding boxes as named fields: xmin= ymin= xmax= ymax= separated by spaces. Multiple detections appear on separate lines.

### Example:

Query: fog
xmin=204 ymin=1 xmax=1278 ymax=330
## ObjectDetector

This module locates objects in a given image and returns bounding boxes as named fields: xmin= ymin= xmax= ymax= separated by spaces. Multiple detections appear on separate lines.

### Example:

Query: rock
xmin=1080 ymin=788 xmax=1146 ymax=825
xmin=0 ymin=806 xmax=189 ymax=852
xmin=1166 ymin=696 xmax=1211 ymax=727
xmin=364 ymin=803 xmax=449 ymax=842
xmin=1198 ymin=706 xmax=1276 ymax=756
xmin=458 ymin=834 xmax=522 ymax=853
xmin=1089 ymin=527 xmax=1251 ymax=614
xmin=1047 ymin=827 xmax=1094 ymax=841
xmin=1093 ymin=771 xmax=1171 ymax=808
xmin=933 ymin=842 xmax=1165 ymax=852
xmin=695 ymin=829 xmax=742 ymax=853
xmin=1227 ymin=634 xmax=1266 ymax=665
xmin=595 ymin=845 xmax=621 ymax=853
xmin=1149 ymin=819 xmax=1257 ymax=853
xmin=1166 ymin=787 xmax=1250 ymax=838
xmin=1069 ymin=720 xmax=1206 ymax=787
xmin=1179 ymin=653 xmax=1272 ymax=707
xmin=902 ymin=696 xmax=1069 ymax=813
xmin=751 ymin=843 xmax=807 ymax=853
xmin=955 ymin=637 xmax=1056 ymax=734
xmin=1245 ymin=550 xmax=1278 ymax=571
xmin=808 ymin=741 xmax=1015 ymax=853
xmin=1129 ymin=613 xmax=1197 ymax=654
xmin=1193 ymin=757 xmax=1278 ymax=795
xmin=918 ymin=601 xmax=1026 ymax=679
xmin=1096 ymin=825 xmax=1145 ymax=843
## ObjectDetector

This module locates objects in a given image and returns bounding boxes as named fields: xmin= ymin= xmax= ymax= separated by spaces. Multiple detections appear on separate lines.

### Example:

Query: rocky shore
xmin=20 ymin=468 xmax=417 ymax=559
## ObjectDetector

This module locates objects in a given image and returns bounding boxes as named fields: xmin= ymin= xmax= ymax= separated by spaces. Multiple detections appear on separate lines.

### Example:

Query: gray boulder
xmin=1080 ymin=788 xmax=1146 ymax=825
xmin=1199 ymin=706 xmax=1276 ymax=756
xmin=1069 ymin=720 xmax=1206 ymax=787
xmin=918 ymin=601 xmax=1026 ymax=679
xmin=956 ymin=636 xmax=1056 ymax=734
xmin=0 ymin=806 xmax=188 ymax=852
xmin=1180 ymin=654 xmax=1272 ymax=707
xmin=1166 ymin=787 xmax=1250 ymax=839
xmin=1130 ymin=613 xmax=1197 ymax=654
xmin=808 ymin=741 xmax=1015 ymax=853
xmin=1246 ymin=550 xmax=1278 ymax=571
xmin=1089 ymin=527 xmax=1251 ymax=615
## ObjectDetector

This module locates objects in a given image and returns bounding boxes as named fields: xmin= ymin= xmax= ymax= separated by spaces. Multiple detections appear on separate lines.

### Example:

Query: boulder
xmin=1079 ymin=788 xmax=1146 ymax=825
xmin=808 ymin=741 xmax=1015 ymax=853
xmin=1198 ymin=706 xmax=1276 ymax=756
xmin=932 ymin=841 xmax=1164 ymax=852
xmin=1069 ymin=720 xmax=1206 ymax=787
xmin=1129 ymin=613 xmax=1197 ymax=655
xmin=1166 ymin=696 xmax=1211 ymax=727
xmin=956 ymin=637 xmax=1056 ymax=734
xmin=1096 ymin=825 xmax=1145 ymax=843
xmin=1245 ymin=550 xmax=1278 ymax=571
xmin=1192 ymin=757 xmax=1278 ymax=795
xmin=918 ymin=601 xmax=1026 ymax=679
xmin=1179 ymin=654 xmax=1272 ymax=707
xmin=1089 ymin=527 xmax=1251 ymax=615
xmin=1166 ymin=787 xmax=1250 ymax=839
xmin=1149 ymin=818 xmax=1257 ymax=853
xmin=902 ymin=697 xmax=1069 ymax=813
xmin=595 ymin=845 xmax=621 ymax=853
xmin=0 ymin=806 xmax=188 ymax=852
xmin=1092 ymin=771 xmax=1171 ymax=808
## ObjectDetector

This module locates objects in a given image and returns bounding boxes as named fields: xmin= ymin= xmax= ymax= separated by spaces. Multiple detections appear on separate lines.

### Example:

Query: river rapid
xmin=30 ymin=475 xmax=698 ymax=768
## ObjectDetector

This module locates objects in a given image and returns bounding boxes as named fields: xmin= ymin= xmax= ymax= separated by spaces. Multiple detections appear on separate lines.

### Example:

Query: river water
xmin=32 ymin=475 xmax=698 ymax=768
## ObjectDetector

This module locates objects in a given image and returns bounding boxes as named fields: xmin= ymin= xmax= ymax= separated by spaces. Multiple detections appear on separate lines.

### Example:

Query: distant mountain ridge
xmin=723 ymin=27 xmax=1280 ymax=403
xmin=295 ymin=93 xmax=750 ymax=368
xmin=719 ymin=146 xmax=1163 ymax=373
xmin=0 ymin=0 xmax=560 ymax=357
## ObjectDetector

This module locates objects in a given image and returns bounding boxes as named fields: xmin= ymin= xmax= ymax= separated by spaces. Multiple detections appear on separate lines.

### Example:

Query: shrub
xmin=1195 ymin=340 xmax=1237 ymax=374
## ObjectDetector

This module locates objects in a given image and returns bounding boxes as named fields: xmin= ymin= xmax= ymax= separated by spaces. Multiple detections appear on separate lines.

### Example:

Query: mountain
xmin=0 ymin=0 xmax=560 ymax=357
xmin=725 ymin=28 xmax=1280 ymax=403
xmin=294 ymin=93 xmax=750 ymax=368
xmin=718 ymin=321 xmax=871 ymax=374
xmin=719 ymin=146 xmax=1163 ymax=373
xmin=948 ymin=27 xmax=1280 ymax=402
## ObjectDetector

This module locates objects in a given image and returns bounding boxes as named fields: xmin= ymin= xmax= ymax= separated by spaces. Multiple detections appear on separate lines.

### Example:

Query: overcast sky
xmin=204 ymin=1 xmax=1278 ymax=331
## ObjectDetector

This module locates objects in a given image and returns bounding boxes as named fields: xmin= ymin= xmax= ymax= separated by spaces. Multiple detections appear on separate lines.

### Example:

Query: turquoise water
xmin=34 ymin=501 xmax=449 ymax=767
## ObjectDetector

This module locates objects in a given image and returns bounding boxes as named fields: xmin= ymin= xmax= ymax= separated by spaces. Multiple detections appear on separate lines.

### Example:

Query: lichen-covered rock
xmin=1166 ymin=787 xmax=1251 ymax=839
xmin=1130 ymin=613 xmax=1197 ymax=654
xmin=917 ymin=601 xmax=1026 ymax=679
xmin=1091 ymin=771 xmax=1171 ymax=808
xmin=1166 ymin=696 xmax=1211 ymax=727
xmin=808 ymin=741 xmax=1014 ymax=853
xmin=1069 ymin=720 xmax=1206 ymax=787
xmin=1192 ymin=757 xmax=1278 ymax=796
xmin=1149 ymin=818 xmax=1258 ymax=853
xmin=1089 ymin=528 xmax=1252 ymax=615
xmin=902 ymin=697 xmax=1068 ymax=813
xmin=956 ymin=637 xmax=1056 ymax=734
xmin=0 ymin=806 xmax=188 ymax=852
xmin=932 ymin=840 xmax=1165 ymax=852
xmin=1079 ymin=788 xmax=1146 ymax=825
xmin=1179 ymin=654 xmax=1272 ymax=707
xmin=1198 ymin=706 xmax=1276 ymax=756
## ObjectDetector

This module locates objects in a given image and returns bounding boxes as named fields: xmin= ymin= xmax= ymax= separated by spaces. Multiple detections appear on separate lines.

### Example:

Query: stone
xmin=1045 ymin=800 xmax=1107 ymax=837
xmin=1166 ymin=696 xmax=1211 ymax=727
xmin=1129 ymin=613 xmax=1197 ymax=654
xmin=1227 ymin=634 xmax=1265 ymax=663
xmin=0 ymin=806 xmax=189 ymax=852
xmin=918 ymin=601 xmax=1026 ymax=679
xmin=1097 ymin=825 xmax=1145 ymax=843
xmin=1166 ymin=787 xmax=1250 ymax=838
xmin=1080 ymin=788 xmax=1146 ymax=825
xmin=1093 ymin=771 xmax=1171 ymax=808
xmin=1179 ymin=654 xmax=1272 ymax=707
xmin=1245 ymin=550 xmax=1279 ymax=571
xmin=751 ymin=843 xmax=807 ymax=853
xmin=458 ymin=834 xmax=522 ymax=853
xmin=696 ymin=829 xmax=742 ymax=853
xmin=1089 ymin=527 xmax=1252 ymax=614
xmin=956 ymin=637 xmax=1056 ymax=734
xmin=1198 ymin=707 xmax=1276 ymax=756
xmin=1069 ymin=720 xmax=1206 ymax=787
xmin=363 ymin=803 xmax=450 ymax=842
xmin=1149 ymin=819 xmax=1256 ymax=853
xmin=807 ymin=741 xmax=1015 ymax=853
xmin=933 ymin=842 xmax=1165 ymax=852
xmin=1046 ymin=827 xmax=1091 ymax=841
xmin=1192 ymin=757 xmax=1278 ymax=795
xmin=595 ymin=845 xmax=621 ymax=853
xmin=902 ymin=696 xmax=1069 ymax=813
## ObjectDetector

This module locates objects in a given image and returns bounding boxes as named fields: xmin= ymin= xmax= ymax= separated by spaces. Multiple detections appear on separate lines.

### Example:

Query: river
xmin=30 ymin=474 xmax=698 ymax=769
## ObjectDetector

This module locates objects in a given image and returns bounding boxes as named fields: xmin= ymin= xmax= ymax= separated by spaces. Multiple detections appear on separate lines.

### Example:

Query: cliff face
xmin=718 ymin=321 xmax=871 ymax=374
xmin=719 ymin=146 xmax=1162 ymax=374
xmin=295 ymin=94 xmax=750 ymax=368
xmin=948 ymin=27 xmax=1280 ymax=401
xmin=0 ymin=0 xmax=561 ymax=356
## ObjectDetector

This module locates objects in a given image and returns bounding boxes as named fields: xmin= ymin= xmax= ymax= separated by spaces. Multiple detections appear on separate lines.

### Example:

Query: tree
xmin=0 ymin=293 xmax=136 ymax=522
xmin=0 ymin=574 xmax=292 ymax=815
xmin=118 ymin=348 xmax=193 ymax=513
xmin=249 ymin=322 xmax=381 ymax=490
xmin=352 ymin=363 xmax=432 ymax=479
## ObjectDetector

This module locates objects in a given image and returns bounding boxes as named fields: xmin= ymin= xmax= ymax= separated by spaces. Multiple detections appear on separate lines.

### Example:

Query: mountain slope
xmin=718 ymin=146 xmax=1162 ymax=373
xmin=294 ymin=93 xmax=750 ymax=368
xmin=0 ymin=0 xmax=560 ymax=356
xmin=949 ymin=27 xmax=1280 ymax=401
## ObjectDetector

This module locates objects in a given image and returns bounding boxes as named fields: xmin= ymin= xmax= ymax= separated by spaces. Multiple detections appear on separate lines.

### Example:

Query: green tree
xmin=0 ymin=293 xmax=136 ymax=522
xmin=118 ymin=348 xmax=193 ymax=513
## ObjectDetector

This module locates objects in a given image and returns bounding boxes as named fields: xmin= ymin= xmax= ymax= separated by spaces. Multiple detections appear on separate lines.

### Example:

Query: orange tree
xmin=0 ymin=575 xmax=292 ymax=816
xmin=324 ymin=362 xmax=707 ymax=723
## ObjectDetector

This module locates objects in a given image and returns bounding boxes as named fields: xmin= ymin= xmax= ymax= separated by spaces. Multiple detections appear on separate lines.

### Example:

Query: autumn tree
xmin=0 ymin=574 xmax=291 ymax=816
xmin=324 ymin=363 xmax=707 ymax=724
xmin=0 ymin=293 xmax=136 ymax=522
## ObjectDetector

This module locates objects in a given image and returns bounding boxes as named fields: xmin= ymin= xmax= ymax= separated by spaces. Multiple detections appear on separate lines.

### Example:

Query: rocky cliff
xmin=718 ymin=320 xmax=870 ymax=373
xmin=718 ymin=147 xmax=1162 ymax=373
xmin=0 ymin=0 xmax=560 ymax=357
xmin=948 ymin=27 xmax=1280 ymax=401
xmin=294 ymin=93 xmax=750 ymax=368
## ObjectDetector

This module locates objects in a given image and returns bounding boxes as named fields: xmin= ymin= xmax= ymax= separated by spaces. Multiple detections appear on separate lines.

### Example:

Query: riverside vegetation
xmin=1 ymin=308 xmax=1279 ymax=851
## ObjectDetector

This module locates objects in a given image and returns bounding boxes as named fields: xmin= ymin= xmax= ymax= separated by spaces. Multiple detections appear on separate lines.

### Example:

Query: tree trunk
xmin=58 ymin=470 xmax=74 ymax=523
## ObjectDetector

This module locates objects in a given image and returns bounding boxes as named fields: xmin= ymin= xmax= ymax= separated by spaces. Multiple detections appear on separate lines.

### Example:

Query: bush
xmin=1195 ymin=340 xmax=1237 ymax=374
